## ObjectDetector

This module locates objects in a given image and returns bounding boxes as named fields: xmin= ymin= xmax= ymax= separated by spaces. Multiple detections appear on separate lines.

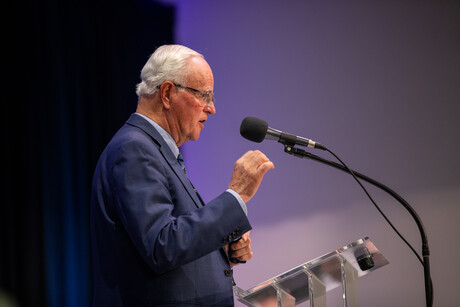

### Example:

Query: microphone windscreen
xmin=240 ymin=116 xmax=268 ymax=143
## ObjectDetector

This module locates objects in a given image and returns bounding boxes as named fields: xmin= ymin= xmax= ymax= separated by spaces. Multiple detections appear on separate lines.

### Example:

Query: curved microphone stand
xmin=283 ymin=144 xmax=433 ymax=307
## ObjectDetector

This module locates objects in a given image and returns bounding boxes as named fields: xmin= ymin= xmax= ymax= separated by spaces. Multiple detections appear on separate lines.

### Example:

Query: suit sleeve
xmin=108 ymin=136 xmax=252 ymax=274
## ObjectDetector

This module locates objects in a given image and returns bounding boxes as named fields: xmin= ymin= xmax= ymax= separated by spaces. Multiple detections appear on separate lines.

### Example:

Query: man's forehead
xmin=186 ymin=57 xmax=214 ymax=89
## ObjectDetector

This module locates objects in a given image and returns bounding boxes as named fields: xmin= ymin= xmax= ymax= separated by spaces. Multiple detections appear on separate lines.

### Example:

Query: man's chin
xmin=190 ymin=132 xmax=201 ymax=142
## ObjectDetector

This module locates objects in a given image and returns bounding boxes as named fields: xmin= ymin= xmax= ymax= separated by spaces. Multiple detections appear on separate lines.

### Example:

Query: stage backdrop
xmin=173 ymin=0 xmax=460 ymax=306
xmin=2 ymin=0 xmax=174 ymax=306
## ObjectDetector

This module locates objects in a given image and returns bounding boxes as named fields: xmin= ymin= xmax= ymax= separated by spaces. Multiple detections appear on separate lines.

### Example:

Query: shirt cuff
xmin=225 ymin=189 xmax=248 ymax=216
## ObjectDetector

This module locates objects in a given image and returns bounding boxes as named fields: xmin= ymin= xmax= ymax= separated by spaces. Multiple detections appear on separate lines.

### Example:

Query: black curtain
xmin=2 ymin=0 xmax=174 ymax=306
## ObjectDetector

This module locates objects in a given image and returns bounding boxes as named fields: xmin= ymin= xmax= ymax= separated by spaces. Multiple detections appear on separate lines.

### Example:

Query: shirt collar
xmin=135 ymin=112 xmax=180 ymax=158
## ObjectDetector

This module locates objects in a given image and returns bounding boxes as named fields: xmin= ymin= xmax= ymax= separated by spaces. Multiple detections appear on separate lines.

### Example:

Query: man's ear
xmin=159 ymin=81 xmax=175 ymax=109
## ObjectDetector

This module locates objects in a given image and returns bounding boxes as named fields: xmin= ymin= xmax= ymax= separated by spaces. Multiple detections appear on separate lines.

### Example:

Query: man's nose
xmin=204 ymin=104 xmax=216 ymax=115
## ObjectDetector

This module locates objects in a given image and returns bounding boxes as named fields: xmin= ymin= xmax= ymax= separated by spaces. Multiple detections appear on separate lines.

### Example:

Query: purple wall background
xmin=170 ymin=0 xmax=459 ymax=305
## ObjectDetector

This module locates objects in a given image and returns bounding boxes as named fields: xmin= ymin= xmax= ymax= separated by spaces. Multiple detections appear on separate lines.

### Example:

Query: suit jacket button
xmin=235 ymin=227 xmax=242 ymax=235
xmin=224 ymin=268 xmax=233 ymax=277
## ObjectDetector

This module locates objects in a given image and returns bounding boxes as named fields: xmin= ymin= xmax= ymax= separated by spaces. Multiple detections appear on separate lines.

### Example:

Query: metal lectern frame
xmin=234 ymin=237 xmax=388 ymax=307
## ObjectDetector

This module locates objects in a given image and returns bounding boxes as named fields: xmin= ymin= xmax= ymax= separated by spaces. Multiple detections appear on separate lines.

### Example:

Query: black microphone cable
xmin=325 ymin=146 xmax=423 ymax=265
xmin=284 ymin=143 xmax=433 ymax=307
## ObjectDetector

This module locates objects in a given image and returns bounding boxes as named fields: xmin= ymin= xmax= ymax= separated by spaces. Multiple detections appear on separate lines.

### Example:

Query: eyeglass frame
xmin=156 ymin=82 xmax=215 ymax=106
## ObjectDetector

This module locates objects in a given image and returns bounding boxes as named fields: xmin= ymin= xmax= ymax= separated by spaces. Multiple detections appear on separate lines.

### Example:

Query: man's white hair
xmin=135 ymin=44 xmax=203 ymax=97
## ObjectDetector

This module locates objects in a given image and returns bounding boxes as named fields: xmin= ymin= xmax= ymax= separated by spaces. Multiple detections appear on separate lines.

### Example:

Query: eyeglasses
xmin=168 ymin=82 xmax=216 ymax=106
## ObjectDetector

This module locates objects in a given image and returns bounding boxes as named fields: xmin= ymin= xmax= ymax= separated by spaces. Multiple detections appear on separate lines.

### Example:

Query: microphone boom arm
xmin=283 ymin=144 xmax=433 ymax=307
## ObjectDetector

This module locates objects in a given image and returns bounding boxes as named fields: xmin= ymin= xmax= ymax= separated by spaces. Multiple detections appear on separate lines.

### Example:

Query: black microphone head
xmin=240 ymin=116 xmax=268 ymax=143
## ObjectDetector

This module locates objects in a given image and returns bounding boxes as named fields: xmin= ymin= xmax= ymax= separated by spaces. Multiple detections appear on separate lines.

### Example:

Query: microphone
xmin=240 ymin=116 xmax=326 ymax=150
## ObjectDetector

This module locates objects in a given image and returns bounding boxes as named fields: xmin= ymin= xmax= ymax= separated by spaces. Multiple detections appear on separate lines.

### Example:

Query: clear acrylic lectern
xmin=234 ymin=237 xmax=388 ymax=307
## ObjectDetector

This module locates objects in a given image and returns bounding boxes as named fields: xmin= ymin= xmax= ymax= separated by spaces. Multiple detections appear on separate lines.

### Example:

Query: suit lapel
xmin=126 ymin=114 xmax=204 ymax=209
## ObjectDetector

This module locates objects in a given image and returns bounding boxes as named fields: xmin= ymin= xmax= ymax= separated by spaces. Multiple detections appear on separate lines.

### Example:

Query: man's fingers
xmin=258 ymin=161 xmax=275 ymax=173
xmin=228 ymin=231 xmax=252 ymax=262
xmin=230 ymin=244 xmax=253 ymax=259
xmin=232 ymin=236 xmax=251 ymax=250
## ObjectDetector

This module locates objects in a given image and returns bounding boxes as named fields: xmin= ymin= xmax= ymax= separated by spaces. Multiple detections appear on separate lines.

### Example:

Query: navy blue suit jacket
xmin=90 ymin=113 xmax=252 ymax=306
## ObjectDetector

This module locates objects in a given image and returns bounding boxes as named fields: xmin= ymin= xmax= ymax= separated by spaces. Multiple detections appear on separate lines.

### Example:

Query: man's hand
xmin=228 ymin=150 xmax=274 ymax=203
xmin=226 ymin=231 xmax=252 ymax=267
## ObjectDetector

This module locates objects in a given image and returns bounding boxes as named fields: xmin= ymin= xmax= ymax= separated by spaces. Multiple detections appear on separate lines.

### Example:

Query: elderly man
xmin=90 ymin=44 xmax=274 ymax=306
